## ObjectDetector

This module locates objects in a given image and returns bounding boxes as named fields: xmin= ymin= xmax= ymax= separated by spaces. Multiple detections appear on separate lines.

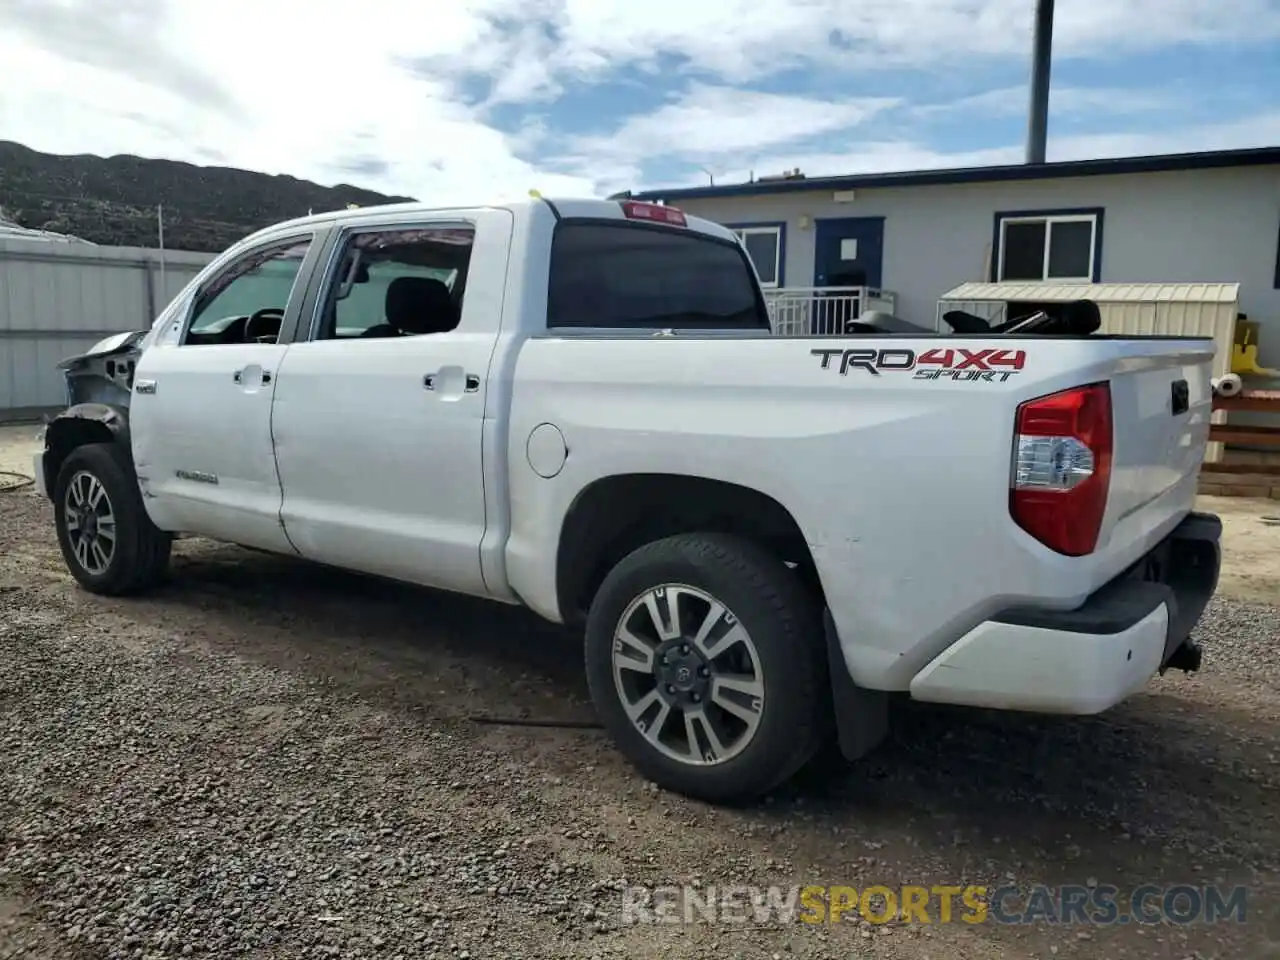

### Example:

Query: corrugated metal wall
xmin=937 ymin=281 xmax=1239 ymax=377
xmin=0 ymin=239 xmax=214 ymax=420
xmin=937 ymin=281 xmax=1239 ymax=463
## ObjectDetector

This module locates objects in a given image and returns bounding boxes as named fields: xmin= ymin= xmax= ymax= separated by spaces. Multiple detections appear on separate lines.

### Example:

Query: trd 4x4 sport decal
xmin=811 ymin=346 xmax=1026 ymax=382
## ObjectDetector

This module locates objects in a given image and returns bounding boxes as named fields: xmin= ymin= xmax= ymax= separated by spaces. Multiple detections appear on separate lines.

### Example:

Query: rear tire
xmin=53 ymin=443 xmax=172 ymax=596
xmin=584 ymin=533 xmax=829 ymax=804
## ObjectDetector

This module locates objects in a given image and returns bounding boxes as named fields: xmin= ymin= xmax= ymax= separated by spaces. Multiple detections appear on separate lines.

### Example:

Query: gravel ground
xmin=2 ymin=441 xmax=1279 ymax=958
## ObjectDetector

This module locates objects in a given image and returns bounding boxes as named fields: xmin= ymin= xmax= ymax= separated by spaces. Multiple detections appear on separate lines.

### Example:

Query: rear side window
xmin=547 ymin=221 xmax=771 ymax=330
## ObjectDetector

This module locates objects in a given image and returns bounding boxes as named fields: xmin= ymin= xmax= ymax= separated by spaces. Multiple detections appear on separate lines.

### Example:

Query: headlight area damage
xmin=57 ymin=330 xmax=148 ymax=408
xmin=38 ymin=331 xmax=149 ymax=497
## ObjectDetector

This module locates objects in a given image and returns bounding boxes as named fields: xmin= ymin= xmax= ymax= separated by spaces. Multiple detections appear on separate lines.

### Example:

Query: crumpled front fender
xmin=37 ymin=403 xmax=133 ymax=502
xmin=57 ymin=330 xmax=147 ymax=408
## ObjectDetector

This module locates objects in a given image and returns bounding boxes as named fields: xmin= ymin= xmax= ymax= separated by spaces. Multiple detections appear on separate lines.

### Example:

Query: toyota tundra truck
xmin=33 ymin=197 xmax=1221 ymax=803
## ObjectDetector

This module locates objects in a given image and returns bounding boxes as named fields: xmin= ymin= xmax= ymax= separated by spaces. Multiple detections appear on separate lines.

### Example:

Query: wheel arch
xmin=42 ymin=403 xmax=132 ymax=499
xmin=554 ymin=472 xmax=823 ymax=624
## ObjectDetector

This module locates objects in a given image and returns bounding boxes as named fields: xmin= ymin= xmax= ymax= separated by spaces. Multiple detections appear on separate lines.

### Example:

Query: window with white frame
xmin=730 ymin=225 xmax=782 ymax=287
xmin=997 ymin=212 xmax=1099 ymax=283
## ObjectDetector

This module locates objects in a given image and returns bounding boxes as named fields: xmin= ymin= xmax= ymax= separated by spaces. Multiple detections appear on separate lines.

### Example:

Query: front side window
xmin=184 ymin=237 xmax=313 ymax=345
xmin=730 ymin=225 xmax=782 ymax=287
xmin=997 ymin=212 xmax=1099 ymax=283
xmin=547 ymin=221 xmax=770 ymax=331
xmin=313 ymin=226 xmax=475 ymax=340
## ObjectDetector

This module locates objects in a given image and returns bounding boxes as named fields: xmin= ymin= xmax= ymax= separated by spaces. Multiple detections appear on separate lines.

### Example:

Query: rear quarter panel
xmin=505 ymin=334 xmax=1214 ymax=690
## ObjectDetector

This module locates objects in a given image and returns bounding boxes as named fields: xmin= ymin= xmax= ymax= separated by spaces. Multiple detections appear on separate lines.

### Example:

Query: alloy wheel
xmin=63 ymin=470 xmax=117 ymax=575
xmin=610 ymin=583 xmax=765 ymax=766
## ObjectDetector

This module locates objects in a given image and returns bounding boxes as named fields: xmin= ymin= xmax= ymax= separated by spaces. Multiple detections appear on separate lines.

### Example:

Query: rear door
xmin=130 ymin=233 xmax=323 ymax=550
xmin=269 ymin=212 xmax=509 ymax=597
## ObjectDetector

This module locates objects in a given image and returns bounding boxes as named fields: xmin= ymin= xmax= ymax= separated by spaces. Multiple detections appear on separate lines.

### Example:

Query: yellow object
xmin=1231 ymin=318 xmax=1280 ymax=376
xmin=528 ymin=189 xmax=542 ymax=198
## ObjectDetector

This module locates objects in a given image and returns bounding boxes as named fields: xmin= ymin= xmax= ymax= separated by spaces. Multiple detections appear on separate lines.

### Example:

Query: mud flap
xmin=823 ymin=608 xmax=889 ymax=761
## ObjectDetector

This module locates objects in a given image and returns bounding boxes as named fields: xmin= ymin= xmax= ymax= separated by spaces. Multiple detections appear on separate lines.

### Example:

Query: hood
xmin=56 ymin=329 xmax=149 ymax=370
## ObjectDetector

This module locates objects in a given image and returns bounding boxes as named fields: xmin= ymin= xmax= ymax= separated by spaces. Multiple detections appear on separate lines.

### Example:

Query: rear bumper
xmin=907 ymin=511 xmax=1221 ymax=714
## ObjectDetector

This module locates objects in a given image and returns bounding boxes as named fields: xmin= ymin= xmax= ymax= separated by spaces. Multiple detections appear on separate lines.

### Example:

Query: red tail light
xmin=1010 ymin=382 xmax=1113 ymax=556
xmin=619 ymin=200 xmax=687 ymax=227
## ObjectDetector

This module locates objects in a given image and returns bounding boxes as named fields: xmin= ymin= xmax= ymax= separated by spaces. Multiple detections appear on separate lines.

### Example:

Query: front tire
xmin=584 ymin=533 xmax=828 ymax=803
xmin=53 ymin=443 xmax=172 ymax=596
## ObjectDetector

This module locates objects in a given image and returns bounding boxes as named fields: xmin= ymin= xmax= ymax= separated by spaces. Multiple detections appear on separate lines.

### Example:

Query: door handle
xmin=423 ymin=370 xmax=477 ymax=393
xmin=135 ymin=379 xmax=157 ymax=395
xmin=233 ymin=369 xmax=272 ymax=385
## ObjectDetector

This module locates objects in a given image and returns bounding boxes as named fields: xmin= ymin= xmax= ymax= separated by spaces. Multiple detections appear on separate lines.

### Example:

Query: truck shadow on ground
xmin=160 ymin=541 xmax=595 ymax=715
xmin=149 ymin=541 xmax=1277 ymax=922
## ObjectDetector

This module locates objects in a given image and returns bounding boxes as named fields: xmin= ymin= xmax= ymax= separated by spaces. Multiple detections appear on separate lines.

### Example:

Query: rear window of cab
xmin=547 ymin=220 xmax=771 ymax=331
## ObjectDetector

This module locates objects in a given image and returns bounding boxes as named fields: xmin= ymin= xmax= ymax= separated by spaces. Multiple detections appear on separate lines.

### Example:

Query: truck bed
xmin=505 ymin=330 xmax=1215 ymax=691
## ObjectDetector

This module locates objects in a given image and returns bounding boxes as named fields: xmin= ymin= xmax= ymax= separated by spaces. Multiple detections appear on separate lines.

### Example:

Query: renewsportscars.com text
xmin=620 ymin=883 xmax=1249 ymax=927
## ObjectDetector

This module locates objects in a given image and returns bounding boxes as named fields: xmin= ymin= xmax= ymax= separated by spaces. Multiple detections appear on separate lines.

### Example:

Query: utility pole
xmin=157 ymin=205 xmax=167 ymax=296
xmin=1025 ymin=0 xmax=1054 ymax=164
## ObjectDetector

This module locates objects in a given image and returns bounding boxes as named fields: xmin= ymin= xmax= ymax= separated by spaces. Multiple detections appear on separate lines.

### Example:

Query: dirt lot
xmin=2 ymin=424 xmax=1278 ymax=959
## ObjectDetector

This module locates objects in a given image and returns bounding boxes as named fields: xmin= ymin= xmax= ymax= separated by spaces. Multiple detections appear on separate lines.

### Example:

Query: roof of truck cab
xmin=254 ymin=199 xmax=531 ymax=233
xmin=242 ymin=196 xmax=734 ymax=245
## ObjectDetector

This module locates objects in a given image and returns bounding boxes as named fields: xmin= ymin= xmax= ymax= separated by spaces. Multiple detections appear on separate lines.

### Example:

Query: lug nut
xmin=666 ymin=684 xmax=675 ymax=694
xmin=691 ymin=693 xmax=701 ymax=703
xmin=680 ymin=644 xmax=690 ymax=655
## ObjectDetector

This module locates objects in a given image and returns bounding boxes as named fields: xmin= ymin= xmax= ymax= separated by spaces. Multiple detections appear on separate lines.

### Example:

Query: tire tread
xmin=584 ymin=532 xmax=828 ymax=803
xmin=53 ymin=442 xmax=171 ymax=596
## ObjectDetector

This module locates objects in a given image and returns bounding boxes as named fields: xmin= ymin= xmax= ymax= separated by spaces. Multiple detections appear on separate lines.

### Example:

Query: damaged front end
xmin=56 ymin=329 xmax=149 ymax=408
xmin=33 ymin=330 xmax=150 ymax=500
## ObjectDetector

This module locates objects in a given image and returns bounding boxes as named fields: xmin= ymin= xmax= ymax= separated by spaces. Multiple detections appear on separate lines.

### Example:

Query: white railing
xmin=762 ymin=286 xmax=898 ymax=336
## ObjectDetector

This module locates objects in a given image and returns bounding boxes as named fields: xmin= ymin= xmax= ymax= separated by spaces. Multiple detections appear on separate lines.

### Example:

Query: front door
xmin=130 ymin=233 xmax=321 ymax=552
xmin=812 ymin=217 xmax=885 ymax=332
xmin=270 ymin=218 xmax=503 ymax=599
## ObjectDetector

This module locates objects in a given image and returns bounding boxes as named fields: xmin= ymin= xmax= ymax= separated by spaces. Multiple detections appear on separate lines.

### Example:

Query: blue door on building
xmin=812 ymin=217 xmax=885 ymax=331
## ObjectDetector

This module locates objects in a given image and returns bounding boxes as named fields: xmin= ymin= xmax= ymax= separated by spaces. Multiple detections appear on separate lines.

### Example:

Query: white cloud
xmin=540 ymin=86 xmax=900 ymax=196
xmin=648 ymin=111 xmax=1280 ymax=194
xmin=563 ymin=85 xmax=899 ymax=175
xmin=701 ymin=143 xmax=1026 ymax=188
xmin=912 ymin=85 xmax=1183 ymax=120
xmin=0 ymin=0 xmax=1277 ymax=208
xmin=438 ymin=0 xmax=1280 ymax=97
xmin=1051 ymin=110 xmax=1280 ymax=160
xmin=0 ymin=0 xmax=595 ymax=203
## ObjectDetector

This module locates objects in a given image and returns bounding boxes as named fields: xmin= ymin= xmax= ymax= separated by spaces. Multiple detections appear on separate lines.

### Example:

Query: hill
xmin=0 ymin=141 xmax=414 ymax=252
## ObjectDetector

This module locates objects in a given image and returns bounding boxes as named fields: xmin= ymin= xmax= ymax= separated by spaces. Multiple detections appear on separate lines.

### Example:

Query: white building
xmin=618 ymin=146 xmax=1280 ymax=365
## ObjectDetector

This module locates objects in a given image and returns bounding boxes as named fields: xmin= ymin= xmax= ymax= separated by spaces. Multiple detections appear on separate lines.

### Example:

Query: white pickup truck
xmin=35 ymin=197 xmax=1221 ymax=803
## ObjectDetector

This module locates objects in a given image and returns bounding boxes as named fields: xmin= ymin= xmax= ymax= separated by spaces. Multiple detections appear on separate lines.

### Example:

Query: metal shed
xmin=1 ymin=236 xmax=212 ymax=420
xmin=936 ymin=281 xmax=1238 ymax=376
xmin=936 ymin=281 xmax=1239 ymax=462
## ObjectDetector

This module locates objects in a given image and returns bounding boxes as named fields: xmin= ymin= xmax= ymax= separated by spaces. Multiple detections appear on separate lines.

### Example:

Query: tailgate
xmin=1100 ymin=339 xmax=1214 ymax=548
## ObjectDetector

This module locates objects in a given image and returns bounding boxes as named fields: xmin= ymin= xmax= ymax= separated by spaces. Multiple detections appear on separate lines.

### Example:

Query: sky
xmin=1 ymin=0 xmax=1279 ymax=203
